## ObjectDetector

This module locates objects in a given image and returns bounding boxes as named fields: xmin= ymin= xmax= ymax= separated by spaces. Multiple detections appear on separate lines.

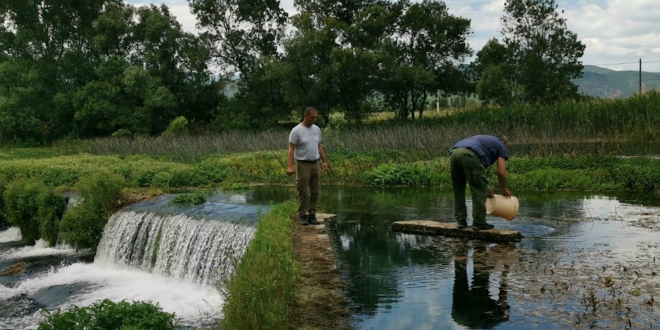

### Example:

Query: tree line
xmin=0 ymin=0 xmax=585 ymax=144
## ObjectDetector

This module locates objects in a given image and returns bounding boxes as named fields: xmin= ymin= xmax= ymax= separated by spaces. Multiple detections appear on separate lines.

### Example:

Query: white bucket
xmin=486 ymin=195 xmax=519 ymax=221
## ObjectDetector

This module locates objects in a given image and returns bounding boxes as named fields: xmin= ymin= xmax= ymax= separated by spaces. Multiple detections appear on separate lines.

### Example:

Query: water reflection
xmin=248 ymin=185 xmax=660 ymax=330
xmin=452 ymin=242 xmax=510 ymax=328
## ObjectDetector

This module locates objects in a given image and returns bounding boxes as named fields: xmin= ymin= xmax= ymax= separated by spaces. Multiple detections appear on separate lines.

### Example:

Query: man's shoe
xmin=457 ymin=222 xmax=468 ymax=229
xmin=307 ymin=214 xmax=320 ymax=225
xmin=300 ymin=214 xmax=309 ymax=226
xmin=472 ymin=223 xmax=494 ymax=230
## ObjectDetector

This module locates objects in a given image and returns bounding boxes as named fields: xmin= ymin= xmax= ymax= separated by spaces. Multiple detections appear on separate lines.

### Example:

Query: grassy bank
xmin=2 ymin=149 xmax=660 ymax=193
xmin=219 ymin=201 xmax=297 ymax=330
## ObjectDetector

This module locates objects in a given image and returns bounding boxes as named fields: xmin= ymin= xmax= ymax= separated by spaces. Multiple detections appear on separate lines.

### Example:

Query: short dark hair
xmin=304 ymin=106 xmax=317 ymax=116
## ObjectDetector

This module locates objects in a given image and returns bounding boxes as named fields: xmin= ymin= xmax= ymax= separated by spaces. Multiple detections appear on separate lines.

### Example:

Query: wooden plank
xmin=392 ymin=220 xmax=522 ymax=243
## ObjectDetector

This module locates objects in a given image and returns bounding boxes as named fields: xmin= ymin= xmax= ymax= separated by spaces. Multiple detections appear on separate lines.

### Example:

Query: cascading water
xmin=94 ymin=211 xmax=255 ymax=287
xmin=0 ymin=193 xmax=267 ymax=329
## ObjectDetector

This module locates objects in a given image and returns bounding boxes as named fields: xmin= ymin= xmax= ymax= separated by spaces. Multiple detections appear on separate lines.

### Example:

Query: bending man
xmin=287 ymin=107 xmax=329 ymax=225
xmin=449 ymin=135 xmax=511 ymax=230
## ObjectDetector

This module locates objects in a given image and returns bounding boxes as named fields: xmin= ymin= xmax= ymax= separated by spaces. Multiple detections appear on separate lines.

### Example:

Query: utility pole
xmin=639 ymin=58 xmax=642 ymax=95
xmin=436 ymin=90 xmax=440 ymax=115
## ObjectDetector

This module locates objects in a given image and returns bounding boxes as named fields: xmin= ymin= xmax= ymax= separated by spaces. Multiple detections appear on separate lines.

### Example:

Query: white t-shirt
xmin=288 ymin=123 xmax=322 ymax=161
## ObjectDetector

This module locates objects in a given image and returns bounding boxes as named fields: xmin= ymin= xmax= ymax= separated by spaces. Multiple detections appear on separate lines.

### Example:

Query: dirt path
xmin=291 ymin=214 xmax=352 ymax=330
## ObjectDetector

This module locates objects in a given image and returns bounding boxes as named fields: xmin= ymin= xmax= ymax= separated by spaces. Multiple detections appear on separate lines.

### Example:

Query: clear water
xmin=2 ymin=186 xmax=659 ymax=330
xmin=248 ymin=186 xmax=660 ymax=330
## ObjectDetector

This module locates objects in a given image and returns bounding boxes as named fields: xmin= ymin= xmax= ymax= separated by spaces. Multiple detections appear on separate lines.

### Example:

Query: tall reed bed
xmin=59 ymin=92 xmax=660 ymax=160
xmin=434 ymin=91 xmax=660 ymax=140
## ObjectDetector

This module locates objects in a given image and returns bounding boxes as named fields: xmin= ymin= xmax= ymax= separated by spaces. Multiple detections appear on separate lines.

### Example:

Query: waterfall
xmin=94 ymin=211 xmax=255 ymax=287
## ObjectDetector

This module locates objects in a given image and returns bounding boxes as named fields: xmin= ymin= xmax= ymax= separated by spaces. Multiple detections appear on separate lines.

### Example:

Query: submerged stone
xmin=0 ymin=262 xmax=27 ymax=276
xmin=392 ymin=220 xmax=522 ymax=243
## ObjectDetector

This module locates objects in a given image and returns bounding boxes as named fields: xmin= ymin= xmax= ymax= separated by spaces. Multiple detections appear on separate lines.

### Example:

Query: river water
xmin=250 ymin=186 xmax=660 ymax=330
xmin=1 ymin=186 xmax=659 ymax=330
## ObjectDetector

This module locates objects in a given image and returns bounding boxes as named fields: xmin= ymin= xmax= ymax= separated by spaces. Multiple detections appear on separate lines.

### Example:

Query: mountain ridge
xmin=575 ymin=65 xmax=660 ymax=98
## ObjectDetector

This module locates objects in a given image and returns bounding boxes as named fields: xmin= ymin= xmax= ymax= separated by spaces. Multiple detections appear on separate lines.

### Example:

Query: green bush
xmin=59 ymin=173 xmax=125 ymax=251
xmin=0 ymin=175 xmax=9 ymax=231
xmin=36 ymin=189 xmax=67 ymax=246
xmin=3 ymin=179 xmax=65 ymax=246
xmin=4 ymin=180 xmax=43 ymax=245
xmin=161 ymin=116 xmax=189 ymax=137
xmin=37 ymin=299 xmax=183 ymax=330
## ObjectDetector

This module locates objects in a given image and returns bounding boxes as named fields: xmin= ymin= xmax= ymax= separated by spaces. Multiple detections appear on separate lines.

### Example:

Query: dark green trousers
xmin=449 ymin=148 xmax=489 ymax=225
xmin=296 ymin=160 xmax=321 ymax=217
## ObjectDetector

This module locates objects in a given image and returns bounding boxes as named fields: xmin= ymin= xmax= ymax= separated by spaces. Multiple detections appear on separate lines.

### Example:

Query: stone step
xmin=392 ymin=220 xmax=522 ymax=243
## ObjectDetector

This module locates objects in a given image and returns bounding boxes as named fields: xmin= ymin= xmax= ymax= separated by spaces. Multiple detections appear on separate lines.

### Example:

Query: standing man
xmin=287 ymin=107 xmax=329 ymax=225
xmin=449 ymin=135 xmax=511 ymax=230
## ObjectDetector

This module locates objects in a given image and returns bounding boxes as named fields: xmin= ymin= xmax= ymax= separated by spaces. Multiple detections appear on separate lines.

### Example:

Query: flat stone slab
xmin=392 ymin=220 xmax=522 ymax=243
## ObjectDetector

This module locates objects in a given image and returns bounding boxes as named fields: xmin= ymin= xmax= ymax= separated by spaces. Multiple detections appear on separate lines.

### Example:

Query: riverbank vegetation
xmin=219 ymin=202 xmax=297 ymax=330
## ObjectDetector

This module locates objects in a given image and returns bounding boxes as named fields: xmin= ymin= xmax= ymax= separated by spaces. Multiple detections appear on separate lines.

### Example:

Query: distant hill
xmin=575 ymin=65 xmax=660 ymax=99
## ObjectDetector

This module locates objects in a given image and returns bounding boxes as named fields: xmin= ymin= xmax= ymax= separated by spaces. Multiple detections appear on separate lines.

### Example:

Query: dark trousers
xmin=449 ymin=148 xmax=489 ymax=225
xmin=296 ymin=161 xmax=321 ymax=217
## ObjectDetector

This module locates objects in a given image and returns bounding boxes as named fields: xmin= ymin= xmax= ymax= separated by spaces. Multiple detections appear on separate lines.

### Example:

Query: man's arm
xmin=318 ymin=143 xmax=329 ymax=171
xmin=496 ymin=157 xmax=511 ymax=197
xmin=287 ymin=143 xmax=296 ymax=175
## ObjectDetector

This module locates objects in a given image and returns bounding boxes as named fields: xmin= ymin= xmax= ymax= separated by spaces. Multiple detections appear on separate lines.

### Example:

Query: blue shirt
xmin=450 ymin=135 xmax=509 ymax=168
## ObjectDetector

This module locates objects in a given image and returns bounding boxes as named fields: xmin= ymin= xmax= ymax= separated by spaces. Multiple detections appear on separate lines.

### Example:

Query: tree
xmin=474 ymin=39 xmax=517 ymax=105
xmin=377 ymin=0 xmax=472 ymax=119
xmin=189 ymin=0 xmax=289 ymax=129
xmin=500 ymin=0 xmax=585 ymax=104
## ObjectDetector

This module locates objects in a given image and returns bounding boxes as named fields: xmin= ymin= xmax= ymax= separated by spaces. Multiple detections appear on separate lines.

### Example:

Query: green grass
xmin=219 ymin=201 xmax=297 ymax=330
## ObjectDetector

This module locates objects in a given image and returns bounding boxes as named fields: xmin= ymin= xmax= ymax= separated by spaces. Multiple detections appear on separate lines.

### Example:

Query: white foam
xmin=0 ymin=239 xmax=77 ymax=259
xmin=1 ymin=262 xmax=224 ymax=326
xmin=0 ymin=227 xmax=21 ymax=243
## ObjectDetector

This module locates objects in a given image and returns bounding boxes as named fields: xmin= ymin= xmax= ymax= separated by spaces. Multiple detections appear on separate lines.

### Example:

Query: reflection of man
xmin=452 ymin=243 xmax=510 ymax=328
xmin=287 ymin=106 xmax=329 ymax=226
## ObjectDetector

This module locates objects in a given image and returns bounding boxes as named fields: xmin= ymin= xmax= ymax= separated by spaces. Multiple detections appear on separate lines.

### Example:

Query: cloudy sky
xmin=127 ymin=0 xmax=660 ymax=72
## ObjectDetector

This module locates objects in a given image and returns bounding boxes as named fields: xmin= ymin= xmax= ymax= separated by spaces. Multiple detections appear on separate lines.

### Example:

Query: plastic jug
xmin=486 ymin=194 xmax=519 ymax=221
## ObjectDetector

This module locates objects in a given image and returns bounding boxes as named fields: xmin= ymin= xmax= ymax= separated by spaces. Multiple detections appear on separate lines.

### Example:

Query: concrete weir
xmin=392 ymin=220 xmax=522 ymax=243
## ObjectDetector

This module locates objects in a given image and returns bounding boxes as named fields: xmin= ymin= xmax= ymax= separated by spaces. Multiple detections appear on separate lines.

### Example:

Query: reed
xmin=58 ymin=92 xmax=660 ymax=160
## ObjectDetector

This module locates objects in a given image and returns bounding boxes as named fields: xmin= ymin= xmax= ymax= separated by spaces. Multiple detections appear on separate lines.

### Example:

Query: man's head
xmin=497 ymin=134 xmax=508 ymax=146
xmin=302 ymin=106 xmax=318 ymax=127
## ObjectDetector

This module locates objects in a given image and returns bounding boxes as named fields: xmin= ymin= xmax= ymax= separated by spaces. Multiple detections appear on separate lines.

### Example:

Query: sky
xmin=127 ymin=0 xmax=660 ymax=72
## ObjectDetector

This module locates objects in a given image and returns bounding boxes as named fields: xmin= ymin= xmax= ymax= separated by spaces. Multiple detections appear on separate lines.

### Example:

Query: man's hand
xmin=488 ymin=188 xmax=494 ymax=198
xmin=286 ymin=166 xmax=295 ymax=176
xmin=322 ymin=161 xmax=329 ymax=171
xmin=501 ymin=188 xmax=512 ymax=198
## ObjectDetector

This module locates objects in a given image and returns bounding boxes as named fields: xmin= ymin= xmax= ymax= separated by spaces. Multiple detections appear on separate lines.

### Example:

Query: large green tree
xmin=0 ymin=1 xmax=219 ymax=141
xmin=377 ymin=0 xmax=472 ymax=120
xmin=499 ymin=0 xmax=585 ymax=104
xmin=189 ymin=0 xmax=290 ymax=130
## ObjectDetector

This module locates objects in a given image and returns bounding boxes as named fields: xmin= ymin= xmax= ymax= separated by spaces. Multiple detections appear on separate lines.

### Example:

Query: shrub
xmin=3 ymin=179 xmax=65 ymax=246
xmin=161 ymin=116 xmax=189 ymax=137
xmin=0 ymin=175 xmax=9 ymax=231
xmin=59 ymin=173 xmax=125 ymax=251
xmin=4 ymin=180 xmax=43 ymax=245
xmin=36 ymin=189 xmax=67 ymax=246
xmin=37 ymin=299 xmax=183 ymax=330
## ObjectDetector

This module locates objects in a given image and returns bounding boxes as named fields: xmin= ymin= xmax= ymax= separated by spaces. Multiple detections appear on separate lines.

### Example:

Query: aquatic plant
xmin=37 ymin=299 xmax=182 ymax=330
